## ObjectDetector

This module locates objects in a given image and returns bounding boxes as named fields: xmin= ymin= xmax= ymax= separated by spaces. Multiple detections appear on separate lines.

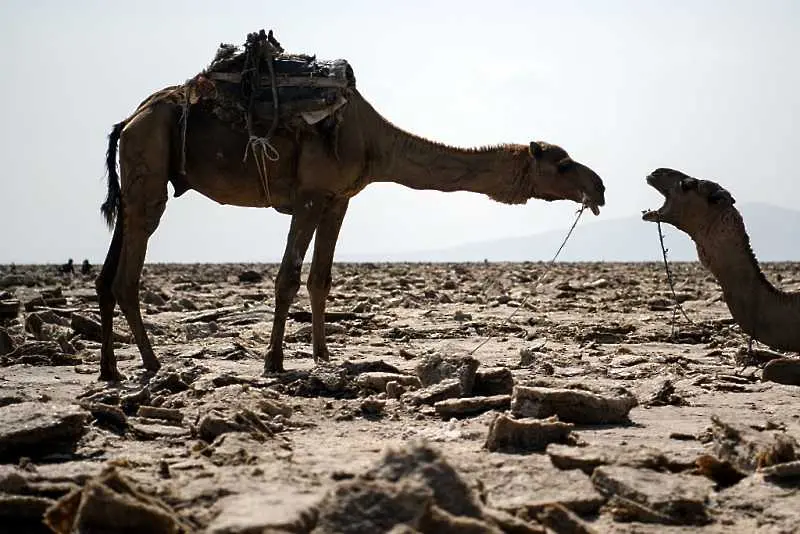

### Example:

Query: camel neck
xmin=695 ymin=209 xmax=800 ymax=351
xmin=353 ymin=93 xmax=532 ymax=204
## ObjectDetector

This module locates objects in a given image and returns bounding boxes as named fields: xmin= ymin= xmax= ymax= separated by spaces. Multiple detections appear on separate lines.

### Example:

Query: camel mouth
xmin=581 ymin=194 xmax=601 ymax=216
xmin=642 ymin=173 xmax=669 ymax=222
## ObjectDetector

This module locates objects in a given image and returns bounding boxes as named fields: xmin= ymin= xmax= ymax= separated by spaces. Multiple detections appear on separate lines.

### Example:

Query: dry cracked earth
xmin=0 ymin=261 xmax=799 ymax=533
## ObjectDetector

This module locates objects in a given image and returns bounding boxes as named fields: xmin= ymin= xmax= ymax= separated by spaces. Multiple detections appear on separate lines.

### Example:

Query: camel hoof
xmin=313 ymin=349 xmax=332 ymax=364
xmin=143 ymin=359 xmax=161 ymax=373
xmin=264 ymin=349 xmax=285 ymax=375
xmin=98 ymin=369 xmax=125 ymax=382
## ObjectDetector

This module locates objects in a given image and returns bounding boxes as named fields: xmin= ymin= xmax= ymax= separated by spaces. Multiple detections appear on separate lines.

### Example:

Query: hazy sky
xmin=1 ymin=0 xmax=798 ymax=263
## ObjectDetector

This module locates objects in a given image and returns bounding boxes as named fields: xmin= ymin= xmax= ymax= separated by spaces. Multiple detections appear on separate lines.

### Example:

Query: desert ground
xmin=0 ymin=261 xmax=798 ymax=533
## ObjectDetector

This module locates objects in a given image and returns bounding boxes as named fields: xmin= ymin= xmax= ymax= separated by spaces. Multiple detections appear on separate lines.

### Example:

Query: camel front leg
xmin=307 ymin=198 xmax=350 ymax=363
xmin=264 ymin=194 xmax=329 ymax=373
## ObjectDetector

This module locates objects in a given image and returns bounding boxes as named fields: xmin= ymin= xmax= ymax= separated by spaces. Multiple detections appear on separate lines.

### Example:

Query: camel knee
xmin=111 ymin=278 xmax=139 ymax=310
xmin=275 ymin=264 xmax=302 ymax=305
xmin=307 ymin=272 xmax=332 ymax=299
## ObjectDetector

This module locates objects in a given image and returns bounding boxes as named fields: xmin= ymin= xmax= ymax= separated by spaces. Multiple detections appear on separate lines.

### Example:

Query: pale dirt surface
xmin=1 ymin=261 xmax=799 ymax=533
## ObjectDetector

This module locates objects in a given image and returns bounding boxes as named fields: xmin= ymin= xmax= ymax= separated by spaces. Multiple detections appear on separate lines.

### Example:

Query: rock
xmin=591 ymin=465 xmax=714 ymax=525
xmin=434 ymin=395 xmax=511 ymax=419
xmin=0 ymin=402 xmax=88 ymax=461
xmin=386 ymin=381 xmax=406 ymax=400
xmin=141 ymin=290 xmax=167 ymax=306
xmin=511 ymin=386 xmax=637 ymax=424
xmin=546 ymin=443 xmax=695 ymax=475
xmin=635 ymin=377 xmax=684 ymax=407
xmin=762 ymin=357 xmax=800 ymax=386
xmin=24 ymin=295 xmax=67 ymax=312
xmin=415 ymin=354 xmax=480 ymax=395
xmin=418 ymin=504 xmax=504 ymax=534
xmin=715 ymin=473 xmax=800 ymax=531
xmin=313 ymin=478 xmax=433 ymax=533
xmin=43 ymin=466 xmax=190 ymax=534
xmin=472 ymin=368 xmax=514 ymax=396
xmin=0 ymin=299 xmax=20 ymax=321
xmin=0 ymin=274 xmax=36 ymax=288
xmin=402 ymin=380 xmax=462 ymax=406
xmin=360 ymin=397 xmax=386 ymax=416
xmin=0 ymin=495 xmax=56 ymax=524
xmin=238 ymin=270 xmax=263 ymax=283
xmin=185 ymin=321 xmax=219 ymax=340
xmin=71 ymin=313 xmax=129 ymax=343
xmin=491 ymin=464 xmax=605 ymax=517
xmin=759 ymin=459 xmax=800 ymax=481
xmin=341 ymin=360 xmax=403 ymax=376
xmin=708 ymin=415 xmax=797 ymax=473
xmin=0 ymin=328 xmax=15 ymax=356
xmin=207 ymin=491 xmax=320 ymax=534
xmin=258 ymin=399 xmax=293 ymax=418
xmin=120 ymin=387 xmax=151 ymax=414
xmin=535 ymin=503 xmax=597 ymax=534
xmin=480 ymin=508 xmax=546 ymax=534
xmin=355 ymin=372 xmax=421 ymax=392
xmin=136 ymin=406 xmax=183 ymax=424
xmin=485 ymin=414 xmax=574 ymax=452
xmin=84 ymin=402 xmax=127 ymax=429
xmin=366 ymin=441 xmax=483 ymax=519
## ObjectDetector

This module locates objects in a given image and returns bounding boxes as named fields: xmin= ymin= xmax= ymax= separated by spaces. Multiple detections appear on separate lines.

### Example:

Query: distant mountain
xmin=341 ymin=203 xmax=800 ymax=262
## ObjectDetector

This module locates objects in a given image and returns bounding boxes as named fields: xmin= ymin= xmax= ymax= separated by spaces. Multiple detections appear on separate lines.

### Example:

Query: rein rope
xmin=469 ymin=204 xmax=587 ymax=355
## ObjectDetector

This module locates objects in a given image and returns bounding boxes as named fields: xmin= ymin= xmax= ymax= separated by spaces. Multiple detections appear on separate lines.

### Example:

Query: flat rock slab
xmin=0 ymin=402 xmax=88 ymax=460
xmin=207 ymin=491 xmax=320 ymax=534
xmin=472 ymin=368 xmax=515 ymax=396
xmin=434 ymin=395 xmax=511 ymax=419
xmin=402 ymin=379 xmax=462 ymax=406
xmin=489 ymin=462 xmax=605 ymax=516
xmin=485 ymin=414 xmax=574 ymax=452
xmin=546 ymin=443 xmax=697 ymax=475
xmin=415 ymin=354 xmax=480 ymax=395
xmin=709 ymin=415 xmax=798 ymax=473
xmin=591 ymin=465 xmax=714 ymax=525
xmin=355 ymin=372 xmax=421 ymax=392
xmin=511 ymin=386 xmax=637 ymax=424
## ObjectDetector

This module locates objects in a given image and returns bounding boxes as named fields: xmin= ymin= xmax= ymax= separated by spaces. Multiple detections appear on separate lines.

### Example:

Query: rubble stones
xmin=0 ymin=402 xmax=89 ymax=461
xmin=511 ymin=386 xmax=637 ymax=424
xmin=485 ymin=414 xmax=574 ymax=452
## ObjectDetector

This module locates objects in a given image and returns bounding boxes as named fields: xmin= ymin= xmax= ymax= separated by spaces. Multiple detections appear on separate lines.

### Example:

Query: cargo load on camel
xmin=126 ymin=29 xmax=356 ymax=196
xmin=196 ymin=29 xmax=356 ymax=133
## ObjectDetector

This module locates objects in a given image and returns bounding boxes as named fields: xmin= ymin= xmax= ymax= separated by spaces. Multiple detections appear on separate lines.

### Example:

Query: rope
xmin=655 ymin=219 xmax=694 ymax=338
xmin=240 ymin=31 xmax=281 ymax=204
xmin=468 ymin=204 xmax=587 ymax=355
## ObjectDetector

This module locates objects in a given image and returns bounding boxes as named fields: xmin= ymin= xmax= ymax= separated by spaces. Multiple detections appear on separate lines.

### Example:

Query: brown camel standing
xmin=643 ymin=168 xmax=800 ymax=353
xmin=97 ymin=88 xmax=606 ymax=381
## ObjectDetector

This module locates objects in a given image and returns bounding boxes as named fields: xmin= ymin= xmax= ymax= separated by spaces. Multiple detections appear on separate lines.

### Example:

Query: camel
xmin=96 ymin=84 xmax=606 ymax=381
xmin=642 ymin=168 xmax=800 ymax=353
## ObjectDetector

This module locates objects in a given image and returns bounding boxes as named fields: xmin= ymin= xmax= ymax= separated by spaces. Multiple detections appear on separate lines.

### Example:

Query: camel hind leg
xmin=96 ymin=221 xmax=124 ymax=380
xmin=110 ymin=105 xmax=172 ymax=377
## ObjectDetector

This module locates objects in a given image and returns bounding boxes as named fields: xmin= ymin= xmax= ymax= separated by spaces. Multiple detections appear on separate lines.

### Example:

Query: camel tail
xmin=101 ymin=121 xmax=125 ymax=229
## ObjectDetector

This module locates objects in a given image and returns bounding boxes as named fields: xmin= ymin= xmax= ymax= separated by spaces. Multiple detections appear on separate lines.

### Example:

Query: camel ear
xmin=529 ymin=142 xmax=544 ymax=158
xmin=680 ymin=178 xmax=698 ymax=191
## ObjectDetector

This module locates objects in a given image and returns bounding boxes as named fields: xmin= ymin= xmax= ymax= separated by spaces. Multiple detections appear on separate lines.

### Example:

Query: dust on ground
xmin=1 ymin=261 xmax=799 ymax=533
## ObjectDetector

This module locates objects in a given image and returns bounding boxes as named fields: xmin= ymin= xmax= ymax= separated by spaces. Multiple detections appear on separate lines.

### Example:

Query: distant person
xmin=81 ymin=259 xmax=92 ymax=275
xmin=59 ymin=258 xmax=74 ymax=275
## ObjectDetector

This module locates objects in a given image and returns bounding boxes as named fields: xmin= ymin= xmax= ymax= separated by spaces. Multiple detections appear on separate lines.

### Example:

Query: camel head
xmin=528 ymin=142 xmax=605 ymax=215
xmin=642 ymin=168 xmax=736 ymax=235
